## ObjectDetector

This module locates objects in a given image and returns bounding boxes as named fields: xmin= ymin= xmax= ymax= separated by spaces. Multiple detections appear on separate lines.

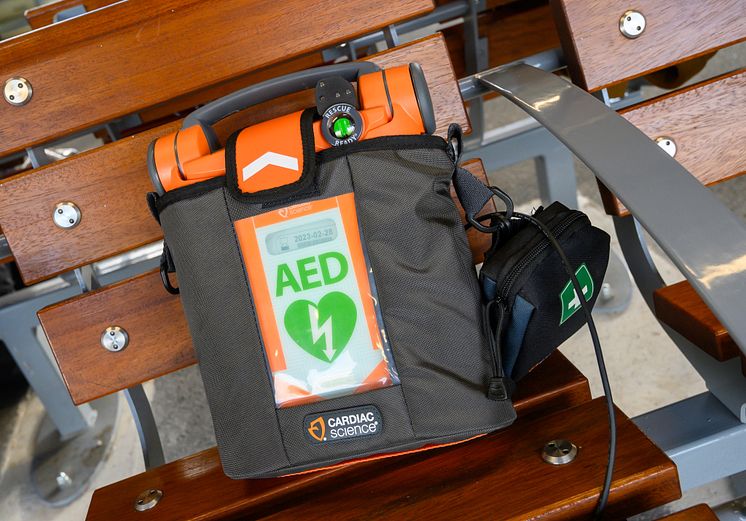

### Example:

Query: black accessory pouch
xmin=479 ymin=202 xmax=610 ymax=382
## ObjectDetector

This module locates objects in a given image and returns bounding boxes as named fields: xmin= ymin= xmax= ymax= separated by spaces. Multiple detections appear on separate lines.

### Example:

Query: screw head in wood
xmin=101 ymin=326 xmax=129 ymax=352
xmin=53 ymin=202 xmax=82 ymax=229
xmin=542 ymin=439 xmax=578 ymax=465
xmin=656 ymin=136 xmax=677 ymax=157
xmin=134 ymin=489 xmax=162 ymax=511
xmin=4 ymin=77 xmax=32 ymax=106
xmin=619 ymin=10 xmax=646 ymax=39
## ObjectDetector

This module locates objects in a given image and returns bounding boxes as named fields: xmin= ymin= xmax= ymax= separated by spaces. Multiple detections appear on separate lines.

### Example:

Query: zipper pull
xmin=484 ymin=298 xmax=514 ymax=401
xmin=487 ymin=377 xmax=513 ymax=401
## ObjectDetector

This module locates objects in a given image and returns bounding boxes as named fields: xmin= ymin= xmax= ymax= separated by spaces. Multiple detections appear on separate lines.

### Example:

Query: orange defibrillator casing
xmin=149 ymin=63 xmax=435 ymax=195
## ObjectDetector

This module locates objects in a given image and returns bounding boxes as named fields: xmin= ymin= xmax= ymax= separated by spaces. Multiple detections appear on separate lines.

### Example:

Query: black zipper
xmin=497 ymin=211 xmax=587 ymax=301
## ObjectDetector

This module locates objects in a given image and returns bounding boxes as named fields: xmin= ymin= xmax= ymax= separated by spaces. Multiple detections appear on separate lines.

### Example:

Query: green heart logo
xmin=284 ymin=291 xmax=357 ymax=363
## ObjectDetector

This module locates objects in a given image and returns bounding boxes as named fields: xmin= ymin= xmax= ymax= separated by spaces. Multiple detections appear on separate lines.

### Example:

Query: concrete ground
xmin=0 ymin=40 xmax=744 ymax=521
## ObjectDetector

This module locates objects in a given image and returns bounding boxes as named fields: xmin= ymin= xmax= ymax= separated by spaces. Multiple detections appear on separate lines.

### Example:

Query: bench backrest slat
xmin=600 ymin=68 xmax=745 ymax=216
xmin=24 ymin=0 xmax=119 ymax=29
xmin=446 ymin=1 xmax=560 ymax=79
xmin=0 ymin=0 xmax=433 ymax=156
xmin=551 ymin=0 xmax=746 ymax=91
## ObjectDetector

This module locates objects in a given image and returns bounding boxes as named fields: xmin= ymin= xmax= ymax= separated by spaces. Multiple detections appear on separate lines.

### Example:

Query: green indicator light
xmin=332 ymin=117 xmax=354 ymax=139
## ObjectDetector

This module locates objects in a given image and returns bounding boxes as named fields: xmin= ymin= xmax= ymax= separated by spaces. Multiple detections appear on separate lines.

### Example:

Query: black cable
xmin=510 ymin=211 xmax=616 ymax=519
xmin=466 ymin=208 xmax=617 ymax=517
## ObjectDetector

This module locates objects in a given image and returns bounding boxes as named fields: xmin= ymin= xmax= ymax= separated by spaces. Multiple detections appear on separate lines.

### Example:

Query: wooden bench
xmin=0 ymin=0 xmax=433 ymax=156
xmin=551 ymin=1 xmax=746 ymax=368
xmin=0 ymin=2 xmax=683 ymax=519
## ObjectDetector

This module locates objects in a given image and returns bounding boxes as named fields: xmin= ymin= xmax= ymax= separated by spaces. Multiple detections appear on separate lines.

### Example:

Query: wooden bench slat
xmin=135 ymin=52 xmax=325 ymax=127
xmin=0 ymin=0 xmax=433 ymax=156
xmin=656 ymin=504 xmax=717 ymax=520
xmin=551 ymin=0 xmax=746 ymax=92
xmin=654 ymin=280 xmax=739 ymax=362
xmin=39 ymin=269 xmax=194 ymax=404
xmin=0 ymin=122 xmax=171 ymax=284
xmin=24 ymin=0 xmax=118 ymax=29
xmin=600 ymin=68 xmax=746 ymax=216
xmin=445 ymin=0 xmax=560 ymax=79
xmin=39 ymin=159 xmax=498 ymax=405
xmin=85 ymin=397 xmax=678 ymax=521
xmin=0 ymin=34 xmax=467 ymax=285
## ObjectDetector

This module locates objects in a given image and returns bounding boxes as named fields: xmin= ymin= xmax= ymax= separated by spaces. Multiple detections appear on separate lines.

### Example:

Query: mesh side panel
xmin=160 ymin=189 xmax=288 ymax=477
xmin=348 ymin=148 xmax=516 ymax=436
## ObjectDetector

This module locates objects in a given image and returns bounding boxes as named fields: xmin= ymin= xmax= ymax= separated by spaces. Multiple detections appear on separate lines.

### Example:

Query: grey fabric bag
xmin=150 ymin=121 xmax=516 ymax=478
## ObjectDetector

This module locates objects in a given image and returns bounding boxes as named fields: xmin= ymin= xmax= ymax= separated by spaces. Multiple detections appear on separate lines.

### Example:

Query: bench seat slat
xmin=39 ymin=160 xmax=490 ymax=405
xmin=0 ymin=0 xmax=434 ymax=156
xmin=551 ymin=0 xmax=746 ymax=92
xmin=654 ymin=280 xmax=739 ymax=362
xmin=0 ymin=34 xmax=467 ymax=285
xmin=85 ymin=398 xmax=679 ymax=521
xmin=600 ymin=68 xmax=746 ymax=216
xmin=136 ymin=52 xmax=325 ymax=127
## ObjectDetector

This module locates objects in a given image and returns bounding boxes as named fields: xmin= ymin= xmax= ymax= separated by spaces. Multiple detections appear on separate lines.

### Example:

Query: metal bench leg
xmin=124 ymin=385 xmax=165 ymax=469
xmin=0 ymin=307 xmax=91 ymax=439
xmin=534 ymin=147 xmax=577 ymax=209
xmin=0 ymin=274 xmax=119 ymax=505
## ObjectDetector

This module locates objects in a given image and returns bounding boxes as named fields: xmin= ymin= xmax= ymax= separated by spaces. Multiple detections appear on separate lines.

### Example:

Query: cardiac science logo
xmin=304 ymin=406 xmax=382 ymax=444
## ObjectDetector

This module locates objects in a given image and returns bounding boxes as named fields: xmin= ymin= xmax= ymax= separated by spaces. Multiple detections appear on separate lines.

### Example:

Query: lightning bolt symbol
xmin=309 ymin=307 xmax=335 ymax=361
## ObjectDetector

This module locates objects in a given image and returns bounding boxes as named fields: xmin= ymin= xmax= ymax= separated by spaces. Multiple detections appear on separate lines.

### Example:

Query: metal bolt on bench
xmin=619 ymin=10 xmax=646 ymax=39
xmin=542 ymin=439 xmax=578 ymax=465
xmin=53 ymin=202 xmax=82 ymax=229
xmin=101 ymin=326 xmax=129 ymax=352
xmin=134 ymin=489 xmax=163 ymax=512
xmin=3 ymin=77 xmax=32 ymax=106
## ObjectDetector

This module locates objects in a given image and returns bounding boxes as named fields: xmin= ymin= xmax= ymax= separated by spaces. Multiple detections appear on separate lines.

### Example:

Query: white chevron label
xmin=242 ymin=152 xmax=299 ymax=181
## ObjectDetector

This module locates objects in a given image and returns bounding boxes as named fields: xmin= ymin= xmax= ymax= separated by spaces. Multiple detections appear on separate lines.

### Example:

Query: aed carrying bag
xmin=147 ymin=62 xmax=516 ymax=478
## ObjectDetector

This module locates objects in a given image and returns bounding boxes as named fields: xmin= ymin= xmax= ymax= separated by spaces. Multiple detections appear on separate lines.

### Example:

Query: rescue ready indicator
xmin=235 ymin=194 xmax=398 ymax=407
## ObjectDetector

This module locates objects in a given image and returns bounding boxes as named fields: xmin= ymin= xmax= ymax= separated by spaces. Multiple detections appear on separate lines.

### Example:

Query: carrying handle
xmin=183 ymin=62 xmax=381 ymax=134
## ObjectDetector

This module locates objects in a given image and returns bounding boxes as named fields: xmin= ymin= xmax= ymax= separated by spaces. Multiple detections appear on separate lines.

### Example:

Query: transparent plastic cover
xmin=235 ymin=194 xmax=399 ymax=407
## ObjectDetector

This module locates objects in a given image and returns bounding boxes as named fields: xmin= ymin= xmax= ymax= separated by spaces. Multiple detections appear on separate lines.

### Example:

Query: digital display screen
xmin=265 ymin=218 xmax=337 ymax=255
